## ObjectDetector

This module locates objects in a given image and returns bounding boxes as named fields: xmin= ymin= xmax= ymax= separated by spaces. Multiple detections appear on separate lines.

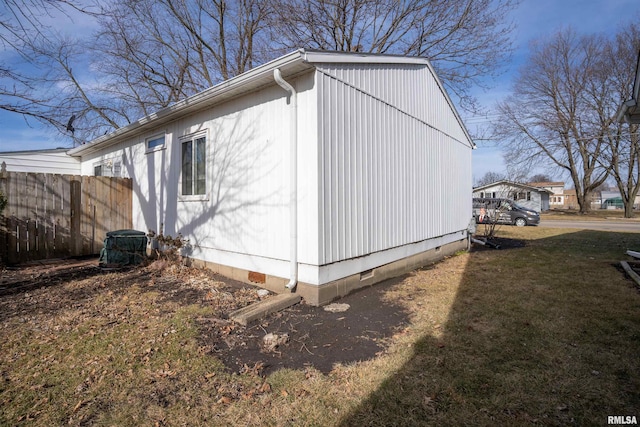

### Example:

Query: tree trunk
xmin=624 ymin=202 xmax=635 ymax=218
xmin=578 ymin=190 xmax=591 ymax=214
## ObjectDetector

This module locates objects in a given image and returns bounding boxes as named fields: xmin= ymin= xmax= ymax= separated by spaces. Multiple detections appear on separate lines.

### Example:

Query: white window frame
xmin=93 ymin=159 xmax=114 ymax=176
xmin=113 ymin=160 xmax=122 ymax=178
xmin=145 ymin=133 xmax=166 ymax=153
xmin=178 ymin=130 xmax=208 ymax=202
xmin=93 ymin=157 xmax=124 ymax=177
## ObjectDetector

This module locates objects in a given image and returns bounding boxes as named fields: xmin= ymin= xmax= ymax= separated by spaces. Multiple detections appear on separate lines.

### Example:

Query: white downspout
xmin=274 ymin=68 xmax=298 ymax=291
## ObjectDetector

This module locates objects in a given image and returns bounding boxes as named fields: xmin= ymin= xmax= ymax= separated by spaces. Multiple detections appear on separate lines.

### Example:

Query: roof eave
xmin=618 ymin=50 xmax=640 ymax=124
xmin=616 ymin=99 xmax=639 ymax=123
xmin=69 ymin=49 xmax=310 ymax=158
xmin=473 ymin=180 xmax=553 ymax=193
xmin=69 ymin=48 xmax=476 ymax=158
xmin=302 ymin=49 xmax=429 ymax=65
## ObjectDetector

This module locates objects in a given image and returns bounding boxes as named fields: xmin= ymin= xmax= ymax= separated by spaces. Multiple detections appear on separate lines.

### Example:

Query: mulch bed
xmin=200 ymin=276 xmax=410 ymax=375
xmin=0 ymin=258 xmax=410 ymax=375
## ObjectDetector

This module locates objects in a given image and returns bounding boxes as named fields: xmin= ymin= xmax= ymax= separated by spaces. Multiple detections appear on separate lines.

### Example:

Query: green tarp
xmin=99 ymin=229 xmax=147 ymax=266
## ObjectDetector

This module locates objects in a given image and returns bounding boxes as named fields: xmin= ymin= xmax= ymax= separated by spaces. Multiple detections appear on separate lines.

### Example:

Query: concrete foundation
xmin=189 ymin=237 xmax=468 ymax=306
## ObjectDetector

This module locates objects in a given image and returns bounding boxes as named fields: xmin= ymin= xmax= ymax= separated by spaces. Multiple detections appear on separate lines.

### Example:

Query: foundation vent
xmin=248 ymin=271 xmax=266 ymax=284
xmin=360 ymin=269 xmax=374 ymax=281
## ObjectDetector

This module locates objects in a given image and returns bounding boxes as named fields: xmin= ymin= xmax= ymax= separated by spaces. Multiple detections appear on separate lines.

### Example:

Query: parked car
xmin=473 ymin=198 xmax=540 ymax=226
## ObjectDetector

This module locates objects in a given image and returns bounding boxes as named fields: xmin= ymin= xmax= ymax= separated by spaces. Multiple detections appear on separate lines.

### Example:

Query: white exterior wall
xmin=77 ymin=56 xmax=473 ymax=288
xmin=0 ymin=149 xmax=81 ymax=174
xmin=316 ymin=63 xmax=472 ymax=279
xmin=79 ymin=71 xmax=320 ymax=282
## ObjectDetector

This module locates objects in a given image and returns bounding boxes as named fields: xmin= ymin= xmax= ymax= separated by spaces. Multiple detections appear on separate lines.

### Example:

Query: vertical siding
xmin=317 ymin=64 xmax=472 ymax=265
xmin=317 ymin=64 xmax=469 ymax=143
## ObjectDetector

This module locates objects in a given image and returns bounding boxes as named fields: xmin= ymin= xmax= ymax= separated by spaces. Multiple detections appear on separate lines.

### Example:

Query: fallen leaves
xmin=0 ymin=259 xmax=271 ymax=425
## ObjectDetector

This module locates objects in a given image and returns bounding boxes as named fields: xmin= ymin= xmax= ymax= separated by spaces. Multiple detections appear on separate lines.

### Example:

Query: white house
xmin=68 ymin=49 xmax=475 ymax=305
xmin=0 ymin=148 xmax=81 ymax=175
xmin=473 ymin=180 xmax=552 ymax=212
xmin=528 ymin=181 xmax=565 ymax=208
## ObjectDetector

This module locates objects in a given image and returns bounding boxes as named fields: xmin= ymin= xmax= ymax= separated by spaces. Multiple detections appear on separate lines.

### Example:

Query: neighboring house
xmin=529 ymin=181 xmax=565 ymax=208
xmin=67 ymin=49 xmax=475 ymax=306
xmin=563 ymin=188 xmax=602 ymax=210
xmin=563 ymin=189 xmax=577 ymax=209
xmin=472 ymin=180 xmax=552 ymax=212
xmin=0 ymin=148 xmax=80 ymax=175
xmin=601 ymin=190 xmax=640 ymax=210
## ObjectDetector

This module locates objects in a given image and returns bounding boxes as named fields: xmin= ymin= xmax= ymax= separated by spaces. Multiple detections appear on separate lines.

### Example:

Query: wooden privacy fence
xmin=0 ymin=171 xmax=132 ymax=264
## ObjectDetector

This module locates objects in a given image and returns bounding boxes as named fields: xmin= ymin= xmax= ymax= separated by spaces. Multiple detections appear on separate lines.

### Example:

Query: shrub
xmin=147 ymin=229 xmax=190 ymax=261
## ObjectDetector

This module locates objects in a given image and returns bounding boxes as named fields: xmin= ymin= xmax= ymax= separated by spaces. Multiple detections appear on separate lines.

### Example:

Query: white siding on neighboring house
xmin=529 ymin=182 xmax=565 ymax=208
xmin=473 ymin=180 xmax=551 ymax=212
xmin=0 ymin=148 xmax=80 ymax=174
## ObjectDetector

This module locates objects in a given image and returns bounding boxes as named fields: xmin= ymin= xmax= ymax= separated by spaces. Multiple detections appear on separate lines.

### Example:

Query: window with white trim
xmin=146 ymin=134 xmax=165 ymax=152
xmin=181 ymin=135 xmax=206 ymax=196
xmin=113 ymin=161 xmax=122 ymax=177
xmin=94 ymin=157 xmax=124 ymax=177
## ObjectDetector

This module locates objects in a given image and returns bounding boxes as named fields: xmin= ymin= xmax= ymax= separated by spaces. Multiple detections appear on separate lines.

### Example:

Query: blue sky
xmin=1 ymin=0 xmax=639 ymax=182
xmin=466 ymin=0 xmax=640 ymax=183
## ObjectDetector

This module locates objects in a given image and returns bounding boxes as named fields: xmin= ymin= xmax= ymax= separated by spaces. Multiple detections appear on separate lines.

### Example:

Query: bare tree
xmin=528 ymin=173 xmax=553 ymax=183
xmin=475 ymin=171 xmax=505 ymax=187
xmin=267 ymin=0 xmax=518 ymax=110
xmin=95 ymin=0 xmax=271 ymax=117
xmin=0 ymin=0 xmax=273 ymax=143
xmin=0 ymin=0 xmax=113 ymax=142
xmin=599 ymin=23 xmax=640 ymax=217
xmin=0 ymin=1 xmax=80 ymax=131
xmin=2 ymin=0 xmax=518 ymax=142
xmin=495 ymin=29 xmax=610 ymax=214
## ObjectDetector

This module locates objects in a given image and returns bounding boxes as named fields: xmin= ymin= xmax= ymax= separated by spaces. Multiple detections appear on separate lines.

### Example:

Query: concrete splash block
xmin=229 ymin=293 xmax=302 ymax=326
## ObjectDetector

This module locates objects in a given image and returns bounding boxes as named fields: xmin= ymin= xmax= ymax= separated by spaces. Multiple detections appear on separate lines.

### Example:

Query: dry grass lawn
xmin=542 ymin=209 xmax=638 ymax=221
xmin=1 ymin=227 xmax=639 ymax=426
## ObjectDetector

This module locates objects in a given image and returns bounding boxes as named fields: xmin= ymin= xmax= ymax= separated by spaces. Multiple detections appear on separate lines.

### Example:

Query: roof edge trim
xmin=302 ymin=49 xmax=429 ymax=65
xmin=69 ymin=49 xmax=307 ymax=157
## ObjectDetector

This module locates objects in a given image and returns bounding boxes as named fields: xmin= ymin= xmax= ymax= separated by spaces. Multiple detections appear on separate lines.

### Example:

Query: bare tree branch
xmin=267 ymin=0 xmax=518 ymax=110
xmin=494 ymin=28 xmax=639 ymax=214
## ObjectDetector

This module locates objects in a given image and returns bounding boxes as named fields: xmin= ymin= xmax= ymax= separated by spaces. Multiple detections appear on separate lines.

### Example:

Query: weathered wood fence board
xmin=0 ymin=171 xmax=132 ymax=264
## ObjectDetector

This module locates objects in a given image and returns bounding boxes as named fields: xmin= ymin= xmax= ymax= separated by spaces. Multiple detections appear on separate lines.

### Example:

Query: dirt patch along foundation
xmin=200 ymin=275 xmax=411 ymax=375
xmin=1 ymin=256 xmax=411 ymax=378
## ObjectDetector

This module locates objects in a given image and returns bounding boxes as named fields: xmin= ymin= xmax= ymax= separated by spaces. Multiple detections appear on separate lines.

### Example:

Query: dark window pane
xmin=148 ymin=135 xmax=165 ymax=149
xmin=195 ymin=137 xmax=206 ymax=195
xmin=182 ymin=141 xmax=193 ymax=195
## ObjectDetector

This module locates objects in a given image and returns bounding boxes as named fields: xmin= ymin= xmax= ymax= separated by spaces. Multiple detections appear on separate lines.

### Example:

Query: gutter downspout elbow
xmin=274 ymin=68 xmax=298 ymax=291
xmin=616 ymin=99 xmax=636 ymax=123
